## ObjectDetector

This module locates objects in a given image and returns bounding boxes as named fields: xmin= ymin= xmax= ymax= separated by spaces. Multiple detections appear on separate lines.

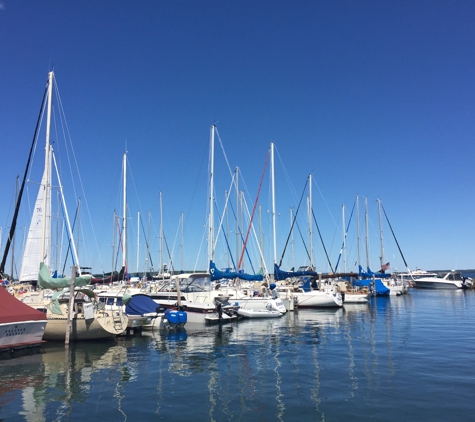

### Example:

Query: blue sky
xmin=1 ymin=0 xmax=475 ymax=277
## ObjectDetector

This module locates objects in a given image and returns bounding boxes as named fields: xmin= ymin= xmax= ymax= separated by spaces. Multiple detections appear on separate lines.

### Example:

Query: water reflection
xmin=2 ymin=291 xmax=475 ymax=421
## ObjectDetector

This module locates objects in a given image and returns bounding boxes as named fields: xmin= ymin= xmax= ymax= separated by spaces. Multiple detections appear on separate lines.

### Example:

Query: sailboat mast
xmin=159 ymin=191 xmax=163 ymax=274
xmin=208 ymin=125 xmax=215 ymax=263
xmin=122 ymin=152 xmax=127 ymax=270
xmin=308 ymin=174 xmax=313 ymax=268
xmin=235 ymin=167 xmax=239 ymax=269
xmin=378 ymin=198 xmax=385 ymax=268
xmin=136 ymin=211 xmax=140 ymax=273
xmin=364 ymin=197 xmax=370 ymax=269
xmin=342 ymin=204 xmax=347 ymax=273
xmin=41 ymin=71 xmax=54 ymax=267
xmin=356 ymin=195 xmax=361 ymax=273
xmin=271 ymin=142 xmax=276 ymax=265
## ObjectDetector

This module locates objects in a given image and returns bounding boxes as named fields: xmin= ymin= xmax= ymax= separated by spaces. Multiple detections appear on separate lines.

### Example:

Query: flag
xmin=380 ymin=262 xmax=390 ymax=272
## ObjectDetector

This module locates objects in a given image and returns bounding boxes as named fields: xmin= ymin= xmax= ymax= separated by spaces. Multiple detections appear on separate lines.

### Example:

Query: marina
xmin=1 ymin=288 xmax=475 ymax=421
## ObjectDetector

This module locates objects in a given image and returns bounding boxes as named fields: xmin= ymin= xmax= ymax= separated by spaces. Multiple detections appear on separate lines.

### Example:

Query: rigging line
xmin=237 ymin=149 xmax=269 ymax=270
xmin=54 ymin=76 xmax=103 ymax=270
xmin=240 ymin=193 xmax=269 ymax=276
xmin=309 ymin=172 xmax=338 ymax=226
xmin=381 ymin=204 xmax=410 ymax=271
xmin=139 ymin=213 xmax=154 ymax=269
xmin=0 ymin=79 xmax=49 ymax=276
xmin=212 ymin=173 xmax=236 ymax=254
xmin=214 ymin=126 xmax=234 ymax=179
xmin=115 ymin=214 xmax=127 ymax=277
xmin=334 ymin=202 xmax=355 ymax=272
xmin=294 ymin=219 xmax=312 ymax=265
xmin=161 ymin=228 xmax=175 ymax=273
xmin=227 ymin=199 xmax=257 ymax=274
xmin=311 ymin=208 xmax=334 ymax=273
xmin=214 ymin=200 xmax=237 ymax=271
xmin=61 ymin=201 xmax=79 ymax=275
xmin=278 ymin=178 xmax=309 ymax=267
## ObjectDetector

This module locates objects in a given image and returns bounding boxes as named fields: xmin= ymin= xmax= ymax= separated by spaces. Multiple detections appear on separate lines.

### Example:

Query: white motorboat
xmin=412 ymin=271 xmax=472 ymax=289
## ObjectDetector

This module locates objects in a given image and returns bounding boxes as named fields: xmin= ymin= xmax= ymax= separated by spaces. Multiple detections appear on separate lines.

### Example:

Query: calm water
xmin=1 ymin=289 xmax=475 ymax=421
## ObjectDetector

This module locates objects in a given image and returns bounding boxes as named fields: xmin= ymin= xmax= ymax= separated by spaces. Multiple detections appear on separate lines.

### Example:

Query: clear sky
xmin=1 ymin=0 xmax=475 ymax=278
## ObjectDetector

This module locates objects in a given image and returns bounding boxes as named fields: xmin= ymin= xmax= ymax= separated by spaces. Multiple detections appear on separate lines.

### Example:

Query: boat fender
xmin=177 ymin=311 xmax=187 ymax=324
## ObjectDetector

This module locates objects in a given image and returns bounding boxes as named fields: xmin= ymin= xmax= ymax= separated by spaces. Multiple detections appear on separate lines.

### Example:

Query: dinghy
xmin=237 ymin=308 xmax=284 ymax=319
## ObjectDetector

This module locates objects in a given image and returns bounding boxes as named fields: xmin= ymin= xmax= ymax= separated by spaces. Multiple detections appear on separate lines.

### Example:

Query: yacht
xmin=412 ymin=271 xmax=472 ymax=289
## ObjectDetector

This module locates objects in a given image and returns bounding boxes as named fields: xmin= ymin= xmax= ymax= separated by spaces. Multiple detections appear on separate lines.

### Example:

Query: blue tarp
xmin=352 ymin=278 xmax=390 ymax=296
xmin=125 ymin=294 xmax=161 ymax=315
xmin=274 ymin=264 xmax=319 ymax=281
xmin=210 ymin=261 xmax=263 ymax=282
xmin=359 ymin=265 xmax=391 ymax=279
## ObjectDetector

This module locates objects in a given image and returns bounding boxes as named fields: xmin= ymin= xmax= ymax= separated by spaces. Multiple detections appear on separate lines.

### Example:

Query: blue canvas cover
xmin=125 ymin=294 xmax=161 ymax=315
xmin=209 ymin=261 xmax=263 ymax=282
xmin=352 ymin=278 xmax=390 ymax=296
xmin=274 ymin=264 xmax=319 ymax=281
xmin=359 ymin=265 xmax=391 ymax=279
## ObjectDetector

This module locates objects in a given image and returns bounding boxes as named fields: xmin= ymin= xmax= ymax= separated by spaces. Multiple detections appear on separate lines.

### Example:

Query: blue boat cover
xmin=210 ymin=261 xmax=263 ymax=282
xmin=352 ymin=278 xmax=390 ymax=296
xmin=358 ymin=265 xmax=391 ymax=279
xmin=125 ymin=294 xmax=161 ymax=315
xmin=274 ymin=264 xmax=319 ymax=281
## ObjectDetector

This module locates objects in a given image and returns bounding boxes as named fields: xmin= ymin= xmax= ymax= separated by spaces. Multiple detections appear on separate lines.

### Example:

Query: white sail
xmin=19 ymin=165 xmax=52 ymax=282
xmin=19 ymin=71 xmax=54 ymax=282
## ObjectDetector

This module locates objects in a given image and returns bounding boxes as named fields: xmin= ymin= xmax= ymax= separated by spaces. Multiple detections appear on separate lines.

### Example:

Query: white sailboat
xmin=19 ymin=71 xmax=127 ymax=341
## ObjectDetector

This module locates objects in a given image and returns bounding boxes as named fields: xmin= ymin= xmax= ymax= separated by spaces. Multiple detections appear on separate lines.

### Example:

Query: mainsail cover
xmin=358 ymin=265 xmax=391 ymax=279
xmin=209 ymin=261 xmax=263 ymax=282
xmin=274 ymin=264 xmax=319 ymax=281
xmin=38 ymin=262 xmax=92 ymax=290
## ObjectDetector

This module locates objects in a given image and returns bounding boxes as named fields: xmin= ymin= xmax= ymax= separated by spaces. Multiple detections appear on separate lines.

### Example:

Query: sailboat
xmin=17 ymin=71 xmax=127 ymax=341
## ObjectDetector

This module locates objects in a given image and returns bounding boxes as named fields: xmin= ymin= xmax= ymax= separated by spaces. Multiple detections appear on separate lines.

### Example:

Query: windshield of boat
xmin=180 ymin=275 xmax=211 ymax=292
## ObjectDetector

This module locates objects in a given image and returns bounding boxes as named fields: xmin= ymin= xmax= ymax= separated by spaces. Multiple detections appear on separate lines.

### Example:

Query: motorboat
xmin=412 ymin=271 xmax=472 ymax=289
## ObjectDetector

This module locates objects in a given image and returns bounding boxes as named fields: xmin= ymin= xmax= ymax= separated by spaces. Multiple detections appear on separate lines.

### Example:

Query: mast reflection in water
xmin=1 ymin=289 xmax=475 ymax=421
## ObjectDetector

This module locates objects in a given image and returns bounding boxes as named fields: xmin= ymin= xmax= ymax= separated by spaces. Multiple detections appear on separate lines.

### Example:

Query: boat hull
xmin=412 ymin=281 xmax=461 ymax=289
xmin=237 ymin=308 xmax=283 ymax=318
xmin=43 ymin=312 xmax=128 ymax=341
xmin=294 ymin=291 xmax=343 ymax=308
xmin=0 ymin=320 xmax=46 ymax=350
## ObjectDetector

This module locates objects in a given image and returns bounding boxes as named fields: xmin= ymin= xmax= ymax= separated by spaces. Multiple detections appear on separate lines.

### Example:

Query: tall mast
xmin=235 ymin=167 xmax=239 ymax=269
xmin=356 ymin=195 xmax=361 ymax=274
xmin=122 ymin=152 xmax=127 ymax=270
xmin=378 ymin=198 xmax=385 ymax=268
xmin=308 ymin=173 xmax=313 ymax=268
xmin=364 ymin=197 xmax=370 ymax=270
xmin=271 ymin=142 xmax=276 ymax=264
xmin=342 ymin=204 xmax=347 ymax=273
xmin=159 ymin=191 xmax=163 ymax=273
xmin=208 ymin=125 xmax=215 ymax=264
xmin=136 ymin=211 xmax=140 ymax=273
xmin=41 ymin=71 xmax=54 ymax=266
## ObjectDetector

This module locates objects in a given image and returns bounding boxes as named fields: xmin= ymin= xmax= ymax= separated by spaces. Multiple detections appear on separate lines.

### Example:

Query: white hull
xmin=237 ymin=308 xmax=283 ymax=318
xmin=343 ymin=293 xmax=370 ymax=303
xmin=294 ymin=291 xmax=343 ymax=308
xmin=231 ymin=297 xmax=287 ymax=313
xmin=412 ymin=280 xmax=462 ymax=289
xmin=148 ymin=298 xmax=237 ymax=328
xmin=0 ymin=320 xmax=46 ymax=350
